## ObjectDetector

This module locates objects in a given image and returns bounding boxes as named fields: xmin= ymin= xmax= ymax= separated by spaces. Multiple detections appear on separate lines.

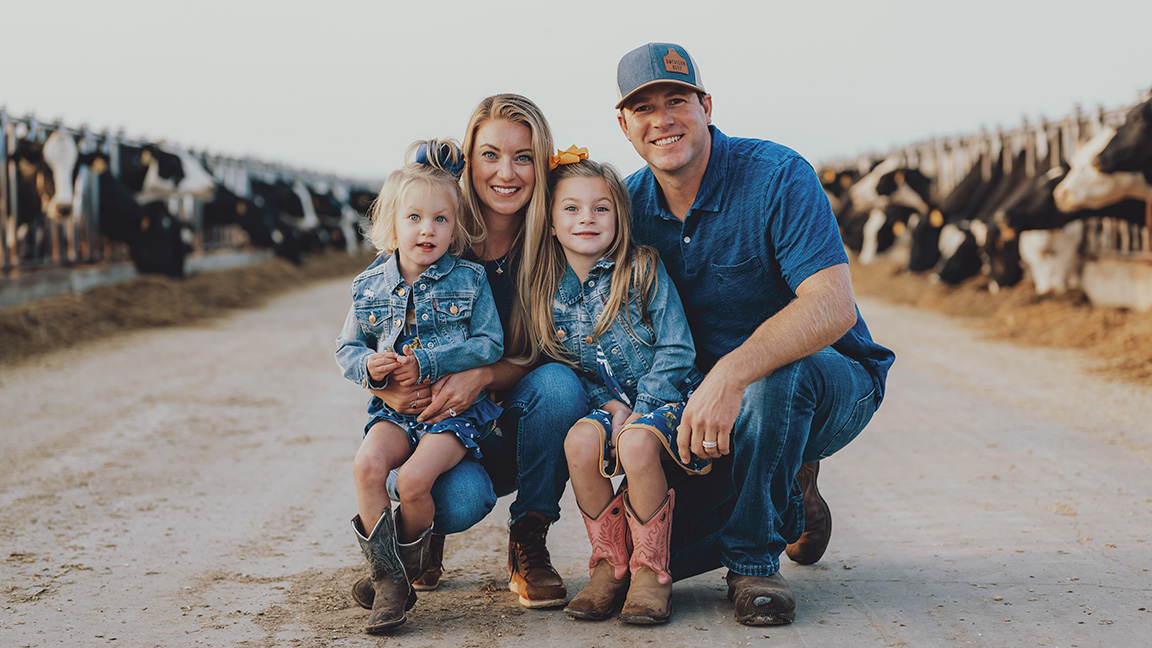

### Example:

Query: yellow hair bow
xmin=549 ymin=145 xmax=589 ymax=170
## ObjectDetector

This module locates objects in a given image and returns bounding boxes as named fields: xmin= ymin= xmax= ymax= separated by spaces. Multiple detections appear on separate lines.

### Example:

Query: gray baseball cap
xmin=615 ymin=42 xmax=706 ymax=109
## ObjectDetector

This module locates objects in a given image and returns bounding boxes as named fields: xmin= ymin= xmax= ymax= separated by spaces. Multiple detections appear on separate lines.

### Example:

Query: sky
xmin=3 ymin=0 xmax=1150 ymax=186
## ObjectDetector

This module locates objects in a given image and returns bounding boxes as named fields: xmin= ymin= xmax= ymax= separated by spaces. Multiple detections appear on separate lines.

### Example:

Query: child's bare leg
xmin=353 ymin=421 xmax=410 ymax=533
xmin=615 ymin=427 xmax=669 ymax=521
xmin=395 ymin=433 xmax=467 ymax=543
xmin=564 ymin=420 xmax=614 ymax=517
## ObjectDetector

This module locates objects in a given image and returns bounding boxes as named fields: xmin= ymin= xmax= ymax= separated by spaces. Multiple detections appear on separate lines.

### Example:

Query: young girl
xmin=335 ymin=139 xmax=504 ymax=633
xmin=520 ymin=150 xmax=707 ymax=625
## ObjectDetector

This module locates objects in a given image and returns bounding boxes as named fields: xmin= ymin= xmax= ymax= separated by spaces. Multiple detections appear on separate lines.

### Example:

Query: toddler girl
xmin=335 ymin=140 xmax=503 ymax=633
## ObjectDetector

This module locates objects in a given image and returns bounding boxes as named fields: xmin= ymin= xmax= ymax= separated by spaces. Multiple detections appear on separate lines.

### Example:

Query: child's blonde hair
xmin=518 ymin=158 xmax=660 ymax=367
xmin=366 ymin=139 xmax=472 ymax=256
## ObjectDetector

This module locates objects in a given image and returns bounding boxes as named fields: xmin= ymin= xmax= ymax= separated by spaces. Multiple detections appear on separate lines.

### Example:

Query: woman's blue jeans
xmin=387 ymin=363 xmax=586 ymax=533
xmin=664 ymin=347 xmax=879 ymax=581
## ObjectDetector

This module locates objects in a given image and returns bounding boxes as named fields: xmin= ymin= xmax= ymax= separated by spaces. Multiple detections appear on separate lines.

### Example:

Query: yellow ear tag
xmin=894 ymin=170 xmax=905 ymax=185
xmin=892 ymin=221 xmax=906 ymax=236
xmin=236 ymin=201 xmax=247 ymax=216
xmin=1001 ymin=225 xmax=1016 ymax=241
xmin=929 ymin=210 xmax=944 ymax=228
xmin=822 ymin=169 xmax=835 ymax=183
xmin=91 ymin=158 xmax=108 ymax=175
xmin=141 ymin=149 xmax=153 ymax=165
xmin=840 ymin=175 xmax=853 ymax=188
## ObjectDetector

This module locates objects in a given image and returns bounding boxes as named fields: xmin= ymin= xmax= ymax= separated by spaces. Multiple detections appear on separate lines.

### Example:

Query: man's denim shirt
xmin=627 ymin=126 xmax=894 ymax=401
xmin=335 ymin=252 xmax=503 ymax=389
xmin=553 ymin=256 xmax=701 ymax=416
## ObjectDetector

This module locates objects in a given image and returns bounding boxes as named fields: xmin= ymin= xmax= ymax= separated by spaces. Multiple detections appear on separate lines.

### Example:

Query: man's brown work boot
xmin=412 ymin=533 xmax=445 ymax=591
xmin=507 ymin=512 xmax=568 ymax=608
xmin=785 ymin=461 xmax=831 ymax=565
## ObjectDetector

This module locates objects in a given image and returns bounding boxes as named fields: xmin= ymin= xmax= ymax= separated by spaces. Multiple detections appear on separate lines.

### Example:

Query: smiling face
xmin=550 ymin=176 xmax=618 ymax=276
xmin=394 ymin=184 xmax=456 ymax=282
xmin=618 ymin=83 xmax=713 ymax=180
xmin=469 ymin=119 xmax=536 ymax=220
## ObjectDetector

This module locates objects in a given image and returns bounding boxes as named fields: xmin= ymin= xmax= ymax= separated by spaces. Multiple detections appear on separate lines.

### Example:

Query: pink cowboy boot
xmin=620 ymin=489 xmax=674 ymax=625
xmin=564 ymin=491 xmax=633 ymax=620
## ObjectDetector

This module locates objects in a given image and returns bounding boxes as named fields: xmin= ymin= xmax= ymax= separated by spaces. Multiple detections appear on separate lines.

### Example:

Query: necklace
xmin=490 ymin=254 xmax=509 ymax=275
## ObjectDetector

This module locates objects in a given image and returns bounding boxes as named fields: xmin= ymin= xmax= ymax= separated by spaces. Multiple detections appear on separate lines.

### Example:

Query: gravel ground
xmin=2 ymin=256 xmax=1150 ymax=647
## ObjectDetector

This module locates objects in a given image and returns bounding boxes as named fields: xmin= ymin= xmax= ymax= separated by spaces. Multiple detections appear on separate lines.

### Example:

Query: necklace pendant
xmin=495 ymin=267 xmax=503 ymax=274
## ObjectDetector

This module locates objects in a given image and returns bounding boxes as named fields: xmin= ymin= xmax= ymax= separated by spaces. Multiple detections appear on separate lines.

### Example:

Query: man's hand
xmin=677 ymin=362 xmax=745 ymax=465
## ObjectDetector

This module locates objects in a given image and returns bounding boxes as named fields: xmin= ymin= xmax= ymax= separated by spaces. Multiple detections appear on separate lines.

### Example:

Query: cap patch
xmin=663 ymin=48 xmax=688 ymax=75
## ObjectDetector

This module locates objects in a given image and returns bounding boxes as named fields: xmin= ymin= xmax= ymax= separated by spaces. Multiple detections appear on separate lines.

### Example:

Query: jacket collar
xmin=555 ymin=256 xmax=615 ymax=305
xmin=364 ymin=251 xmax=459 ymax=292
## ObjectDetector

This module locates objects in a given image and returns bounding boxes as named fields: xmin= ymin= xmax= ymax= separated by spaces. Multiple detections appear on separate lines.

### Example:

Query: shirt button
xmin=611 ymin=348 xmax=618 ymax=354
xmin=683 ymin=236 xmax=691 ymax=244
xmin=584 ymin=335 xmax=594 ymax=344
xmin=450 ymin=304 xmax=459 ymax=314
xmin=626 ymin=379 xmax=634 ymax=385
xmin=427 ymin=342 xmax=435 ymax=349
xmin=368 ymin=314 xmax=376 ymax=323
xmin=587 ymin=280 xmax=595 ymax=287
xmin=420 ymin=283 xmax=427 ymax=290
xmin=422 ymin=314 xmax=429 ymax=320
xmin=397 ymin=288 xmax=406 ymax=296
xmin=557 ymin=329 xmax=566 ymax=338
xmin=394 ymin=318 xmax=402 ymax=327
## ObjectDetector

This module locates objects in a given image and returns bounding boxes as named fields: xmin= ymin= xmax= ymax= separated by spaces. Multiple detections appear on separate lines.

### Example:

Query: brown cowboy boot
xmin=347 ymin=518 xmax=433 ymax=604
xmin=507 ymin=511 xmax=568 ymax=608
xmin=351 ymin=509 xmax=415 ymax=633
xmin=351 ymin=516 xmax=433 ymax=609
xmin=619 ymin=489 xmax=674 ymax=625
xmin=412 ymin=533 xmax=446 ymax=591
xmin=726 ymin=571 xmax=796 ymax=625
xmin=565 ymin=491 xmax=632 ymax=620
xmin=785 ymin=461 xmax=832 ymax=565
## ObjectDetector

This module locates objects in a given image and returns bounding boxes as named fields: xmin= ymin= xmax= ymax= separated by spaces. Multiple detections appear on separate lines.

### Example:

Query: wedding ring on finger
xmin=702 ymin=441 xmax=718 ymax=449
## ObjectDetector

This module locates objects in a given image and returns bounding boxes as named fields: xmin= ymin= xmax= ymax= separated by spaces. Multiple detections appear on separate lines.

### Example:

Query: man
xmin=614 ymin=42 xmax=895 ymax=626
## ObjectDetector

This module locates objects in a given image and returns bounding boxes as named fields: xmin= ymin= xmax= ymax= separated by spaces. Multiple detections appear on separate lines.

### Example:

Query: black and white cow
xmin=115 ymin=143 xmax=218 ymax=205
xmin=6 ymin=130 xmax=84 ymax=261
xmin=1053 ymin=127 xmax=1152 ymax=212
xmin=1095 ymin=97 xmax=1152 ymax=181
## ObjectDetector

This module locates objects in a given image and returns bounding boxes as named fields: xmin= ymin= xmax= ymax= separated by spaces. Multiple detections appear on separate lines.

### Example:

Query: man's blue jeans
xmin=387 ymin=363 xmax=586 ymax=533
xmin=665 ymin=347 xmax=879 ymax=581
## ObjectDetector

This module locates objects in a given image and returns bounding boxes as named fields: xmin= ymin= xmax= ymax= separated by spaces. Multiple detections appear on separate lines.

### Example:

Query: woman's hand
xmin=418 ymin=365 xmax=491 ymax=423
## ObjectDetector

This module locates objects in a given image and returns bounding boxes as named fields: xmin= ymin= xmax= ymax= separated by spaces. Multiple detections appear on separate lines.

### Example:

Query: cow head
xmin=1054 ymin=127 xmax=1152 ymax=212
xmin=1094 ymin=98 xmax=1152 ymax=181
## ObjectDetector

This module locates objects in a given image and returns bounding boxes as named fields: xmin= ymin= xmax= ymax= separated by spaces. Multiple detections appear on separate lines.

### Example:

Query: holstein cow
xmin=1053 ymin=127 xmax=1152 ymax=212
xmin=116 ymin=143 xmax=218 ymax=205
xmin=1096 ymin=97 xmax=1152 ymax=181
xmin=841 ymin=158 xmax=933 ymax=264
xmin=7 ymin=130 xmax=81 ymax=260
xmin=200 ymin=184 xmax=307 ymax=264
xmin=77 ymin=153 xmax=188 ymax=276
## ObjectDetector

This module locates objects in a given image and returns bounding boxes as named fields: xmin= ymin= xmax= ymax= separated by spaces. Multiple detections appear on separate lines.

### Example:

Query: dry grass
xmin=0 ymin=251 xmax=376 ymax=366
xmin=850 ymin=258 xmax=1152 ymax=385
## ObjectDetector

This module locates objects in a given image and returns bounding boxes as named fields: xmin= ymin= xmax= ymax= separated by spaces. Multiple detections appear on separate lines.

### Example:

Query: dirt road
xmin=2 ymin=277 xmax=1150 ymax=647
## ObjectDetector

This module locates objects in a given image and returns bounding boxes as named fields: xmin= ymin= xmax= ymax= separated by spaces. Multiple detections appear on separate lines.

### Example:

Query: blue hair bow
xmin=415 ymin=141 xmax=466 ymax=179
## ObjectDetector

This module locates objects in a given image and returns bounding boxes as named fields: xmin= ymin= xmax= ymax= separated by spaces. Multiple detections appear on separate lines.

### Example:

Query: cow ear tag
xmin=892 ymin=221 xmax=906 ymax=237
xmin=141 ymin=149 xmax=153 ymax=166
xmin=91 ymin=158 xmax=107 ymax=175
xmin=929 ymin=209 xmax=944 ymax=228
xmin=236 ymin=202 xmax=247 ymax=216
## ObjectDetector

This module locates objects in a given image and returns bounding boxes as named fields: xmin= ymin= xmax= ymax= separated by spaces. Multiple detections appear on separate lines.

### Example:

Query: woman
xmin=352 ymin=94 xmax=587 ymax=610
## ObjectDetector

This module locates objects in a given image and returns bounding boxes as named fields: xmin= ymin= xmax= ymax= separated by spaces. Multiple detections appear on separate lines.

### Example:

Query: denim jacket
xmin=335 ymin=252 xmax=504 ymax=389
xmin=553 ymin=255 xmax=700 ymax=416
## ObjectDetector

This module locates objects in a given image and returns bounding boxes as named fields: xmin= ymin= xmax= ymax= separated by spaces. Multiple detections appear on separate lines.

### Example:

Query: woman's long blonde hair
xmin=518 ymin=158 xmax=660 ymax=367
xmin=460 ymin=94 xmax=554 ymax=361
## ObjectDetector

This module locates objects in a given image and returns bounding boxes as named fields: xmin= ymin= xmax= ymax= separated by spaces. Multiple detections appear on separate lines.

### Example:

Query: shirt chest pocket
xmin=711 ymin=256 xmax=787 ymax=312
xmin=432 ymin=299 xmax=471 ymax=343
xmin=355 ymin=305 xmax=397 ymax=347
